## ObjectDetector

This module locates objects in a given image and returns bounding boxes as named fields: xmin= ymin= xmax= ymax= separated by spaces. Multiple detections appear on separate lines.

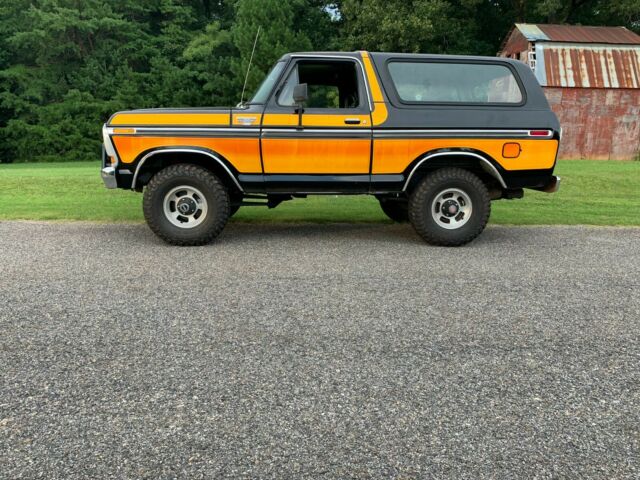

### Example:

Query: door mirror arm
xmin=295 ymin=104 xmax=304 ymax=129
xmin=292 ymin=83 xmax=308 ymax=129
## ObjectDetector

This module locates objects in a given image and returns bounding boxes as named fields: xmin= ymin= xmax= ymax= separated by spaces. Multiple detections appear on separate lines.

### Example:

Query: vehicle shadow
xmin=111 ymin=221 xmax=505 ymax=248
xmin=221 ymin=222 xmax=506 ymax=248
xmin=224 ymin=222 xmax=422 ymax=244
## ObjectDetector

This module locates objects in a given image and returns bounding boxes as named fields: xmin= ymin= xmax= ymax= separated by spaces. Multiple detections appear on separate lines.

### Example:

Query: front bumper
xmin=533 ymin=175 xmax=561 ymax=193
xmin=101 ymin=166 xmax=117 ymax=189
xmin=101 ymin=144 xmax=118 ymax=189
xmin=101 ymin=125 xmax=122 ymax=189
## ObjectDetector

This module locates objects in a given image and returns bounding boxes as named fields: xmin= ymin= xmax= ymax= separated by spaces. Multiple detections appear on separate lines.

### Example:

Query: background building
xmin=499 ymin=24 xmax=640 ymax=160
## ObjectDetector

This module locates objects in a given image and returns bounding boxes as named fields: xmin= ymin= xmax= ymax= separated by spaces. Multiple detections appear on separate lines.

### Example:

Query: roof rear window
xmin=387 ymin=61 xmax=524 ymax=105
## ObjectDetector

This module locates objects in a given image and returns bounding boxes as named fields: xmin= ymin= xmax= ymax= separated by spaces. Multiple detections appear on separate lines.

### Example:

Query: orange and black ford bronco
xmin=101 ymin=51 xmax=560 ymax=246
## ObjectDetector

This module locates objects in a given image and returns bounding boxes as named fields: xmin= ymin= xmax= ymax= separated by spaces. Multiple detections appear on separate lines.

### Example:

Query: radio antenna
xmin=239 ymin=26 xmax=261 ymax=106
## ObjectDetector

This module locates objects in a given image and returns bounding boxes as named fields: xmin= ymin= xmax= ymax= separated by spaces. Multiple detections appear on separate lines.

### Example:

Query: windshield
xmin=249 ymin=61 xmax=286 ymax=104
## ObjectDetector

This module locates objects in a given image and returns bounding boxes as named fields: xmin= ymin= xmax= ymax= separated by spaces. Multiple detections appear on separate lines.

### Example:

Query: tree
xmin=0 ymin=0 xmax=637 ymax=163
xmin=0 ymin=0 xmax=211 ymax=162
xmin=498 ymin=0 xmax=639 ymax=31
xmin=184 ymin=0 xmax=329 ymax=106
xmin=336 ymin=0 xmax=498 ymax=55
xmin=335 ymin=0 xmax=640 ymax=56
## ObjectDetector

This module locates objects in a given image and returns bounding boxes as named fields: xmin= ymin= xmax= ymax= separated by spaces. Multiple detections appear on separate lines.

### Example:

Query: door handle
xmin=344 ymin=118 xmax=361 ymax=125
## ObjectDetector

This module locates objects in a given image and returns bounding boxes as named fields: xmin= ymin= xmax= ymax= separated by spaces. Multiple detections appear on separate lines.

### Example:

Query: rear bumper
xmin=533 ymin=175 xmax=561 ymax=193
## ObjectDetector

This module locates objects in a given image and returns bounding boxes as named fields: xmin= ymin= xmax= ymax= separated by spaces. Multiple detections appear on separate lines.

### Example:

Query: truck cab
xmin=102 ymin=51 xmax=560 ymax=246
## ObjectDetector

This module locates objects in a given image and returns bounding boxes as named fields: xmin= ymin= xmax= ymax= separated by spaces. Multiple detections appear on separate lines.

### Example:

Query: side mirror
xmin=293 ymin=83 xmax=308 ymax=104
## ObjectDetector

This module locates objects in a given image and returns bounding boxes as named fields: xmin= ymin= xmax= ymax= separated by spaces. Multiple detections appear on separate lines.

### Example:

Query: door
xmin=260 ymin=56 xmax=372 ymax=193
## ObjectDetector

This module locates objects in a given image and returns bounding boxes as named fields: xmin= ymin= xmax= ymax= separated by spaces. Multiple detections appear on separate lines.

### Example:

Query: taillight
xmin=529 ymin=130 xmax=552 ymax=137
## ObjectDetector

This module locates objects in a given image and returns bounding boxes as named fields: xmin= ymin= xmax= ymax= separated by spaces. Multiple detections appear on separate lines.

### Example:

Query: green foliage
xmin=0 ymin=0 xmax=638 ymax=163
xmin=182 ymin=0 xmax=318 ymax=106
xmin=530 ymin=0 xmax=640 ymax=26
xmin=0 ymin=0 xmax=329 ymax=162
xmin=337 ymin=0 xmax=484 ymax=54
xmin=231 ymin=0 xmax=313 ymax=102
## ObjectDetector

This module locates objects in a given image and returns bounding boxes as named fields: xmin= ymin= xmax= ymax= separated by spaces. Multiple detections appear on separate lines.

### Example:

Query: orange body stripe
xmin=373 ymin=139 xmax=559 ymax=173
xmin=110 ymin=113 xmax=230 ymax=126
xmin=112 ymin=136 xmax=262 ymax=173
xmin=360 ymin=51 xmax=388 ymax=126
xmin=112 ymin=134 xmax=556 ymax=175
xmin=262 ymin=113 xmax=370 ymax=127
xmin=261 ymin=139 xmax=371 ymax=174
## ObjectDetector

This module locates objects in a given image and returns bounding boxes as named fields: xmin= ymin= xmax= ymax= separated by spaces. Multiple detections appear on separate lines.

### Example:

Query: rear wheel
xmin=408 ymin=168 xmax=490 ymax=246
xmin=143 ymin=164 xmax=230 ymax=245
xmin=378 ymin=198 xmax=409 ymax=223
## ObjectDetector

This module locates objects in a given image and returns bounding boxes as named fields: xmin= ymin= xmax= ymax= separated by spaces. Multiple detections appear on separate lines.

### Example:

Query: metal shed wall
xmin=545 ymin=87 xmax=640 ymax=160
xmin=539 ymin=44 xmax=640 ymax=88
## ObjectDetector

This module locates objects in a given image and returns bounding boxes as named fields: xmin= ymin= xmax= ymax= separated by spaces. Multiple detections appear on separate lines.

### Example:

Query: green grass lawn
xmin=0 ymin=160 xmax=638 ymax=225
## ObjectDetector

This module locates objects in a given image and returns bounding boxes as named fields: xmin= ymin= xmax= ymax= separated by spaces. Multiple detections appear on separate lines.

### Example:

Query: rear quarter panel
xmin=369 ymin=53 xmax=560 ymax=177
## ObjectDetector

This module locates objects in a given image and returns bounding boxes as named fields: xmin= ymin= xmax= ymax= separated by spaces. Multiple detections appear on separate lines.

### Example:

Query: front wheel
xmin=143 ymin=164 xmax=230 ymax=245
xmin=408 ymin=168 xmax=490 ymax=246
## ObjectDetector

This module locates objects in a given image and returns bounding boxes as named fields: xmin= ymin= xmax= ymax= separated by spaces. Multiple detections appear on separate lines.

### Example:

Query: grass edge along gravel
xmin=0 ymin=160 xmax=639 ymax=226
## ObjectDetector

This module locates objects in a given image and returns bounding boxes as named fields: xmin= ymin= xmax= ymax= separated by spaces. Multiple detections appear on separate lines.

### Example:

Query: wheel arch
xmin=402 ymin=149 xmax=507 ymax=193
xmin=131 ymin=147 xmax=243 ymax=194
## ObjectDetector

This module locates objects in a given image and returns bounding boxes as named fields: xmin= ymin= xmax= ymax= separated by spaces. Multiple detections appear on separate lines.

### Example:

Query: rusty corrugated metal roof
xmin=517 ymin=23 xmax=640 ymax=45
xmin=540 ymin=45 xmax=640 ymax=88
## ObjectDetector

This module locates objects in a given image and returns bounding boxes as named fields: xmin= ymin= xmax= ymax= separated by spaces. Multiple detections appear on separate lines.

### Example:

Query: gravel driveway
xmin=1 ymin=221 xmax=639 ymax=479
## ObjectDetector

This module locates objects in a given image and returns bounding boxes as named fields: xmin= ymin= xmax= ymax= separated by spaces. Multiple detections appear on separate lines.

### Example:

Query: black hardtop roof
xmin=277 ymin=51 xmax=362 ymax=61
xmin=276 ymin=51 xmax=547 ymax=110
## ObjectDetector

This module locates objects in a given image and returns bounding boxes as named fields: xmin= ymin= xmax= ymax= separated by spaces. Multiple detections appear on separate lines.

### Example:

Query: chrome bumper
xmin=101 ymin=125 xmax=120 ymax=189
xmin=101 ymin=166 xmax=117 ymax=189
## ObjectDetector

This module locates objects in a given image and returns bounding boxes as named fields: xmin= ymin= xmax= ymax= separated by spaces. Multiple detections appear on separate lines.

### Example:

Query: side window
xmin=277 ymin=60 xmax=360 ymax=109
xmin=387 ymin=61 xmax=523 ymax=105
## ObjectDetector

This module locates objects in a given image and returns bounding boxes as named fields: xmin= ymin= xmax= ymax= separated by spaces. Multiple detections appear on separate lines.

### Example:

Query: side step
xmin=238 ymin=194 xmax=307 ymax=209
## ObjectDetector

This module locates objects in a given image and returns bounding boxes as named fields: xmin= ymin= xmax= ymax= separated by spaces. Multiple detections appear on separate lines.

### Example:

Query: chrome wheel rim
xmin=431 ymin=188 xmax=472 ymax=230
xmin=163 ymin=185 xmax=208 ymax=229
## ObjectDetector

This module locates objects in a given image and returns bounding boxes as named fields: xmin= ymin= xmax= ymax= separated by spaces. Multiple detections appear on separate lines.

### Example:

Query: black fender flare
xmin=131 ymin=147 xmax=244 ymax=192
xmin=402 ymin=149 xmax=507 ymax=191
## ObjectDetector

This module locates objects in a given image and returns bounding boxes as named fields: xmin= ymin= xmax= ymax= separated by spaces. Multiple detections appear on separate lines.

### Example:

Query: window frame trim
xmin=383 ymin=58 xmax=528 ymax=108
xmin=247 ymin=60 xmax=288 ymax=105
xmin=267 ymin=55 xmax=372 ymax=114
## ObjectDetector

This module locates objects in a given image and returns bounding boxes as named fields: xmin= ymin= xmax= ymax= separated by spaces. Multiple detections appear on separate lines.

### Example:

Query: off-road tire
xmin=408 ymin=168 xmax=490 ymax=246
xmin=379 ymin=198 xmax=409 ymax=223
xmin=143 ymin=164 xmax=230 ymax=246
